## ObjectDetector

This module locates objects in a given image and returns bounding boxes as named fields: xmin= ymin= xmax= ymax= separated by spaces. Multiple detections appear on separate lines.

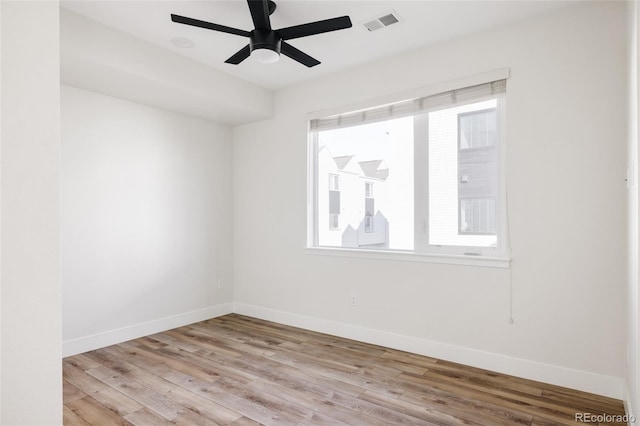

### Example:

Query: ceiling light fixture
xmin=251 ymin=48 xmax=280 ymax=63
xmin=249 ymin=30 xmax=281 ymax=64
xmin=170 ymin=0 xmax=352 ymax=68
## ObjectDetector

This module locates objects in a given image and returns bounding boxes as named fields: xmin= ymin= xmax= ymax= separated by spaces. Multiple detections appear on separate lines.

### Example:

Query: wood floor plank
xmin=63 ymin=362 xmax=144 ymax=416
xmin=396 ymin=386 xmax=533 ymax=425
xmin=118 ymin=341 xmax=225 ymax=383
xmin=123 ymin=407 xmax=175 ymax=426
xmin=121 ymin=359 xmax=244 ymax=425
xmin=400 ymin=370 xmax=606 ymax=426
xmin=427 ymin=359 xmax=544 ymax=397
xmin=63 ymin=380 xmax=88 ymax=403
xmin=247 ymin=379 xmax=353 ymax=426
xmin=212 ymin=375 xmax=319 ymax=423
xmin=163 ymin=371 xmax=301 ymax=425
xmin=540 ymin=387 xmax=626 ymax=415
xmin=63 ymin=314 xmax=627 ymax=426
xmin=65 ymin=354 xmax=102 ymax=371
xmin=85 ymin=365 xmax=191 ymax=421
xmin=65 ymin=396 xmax=134 ymax=425
xmin=230 ymin=416 xmax=265 ymax=426
xmin=63 ymin=406 xmax=92 ymax=426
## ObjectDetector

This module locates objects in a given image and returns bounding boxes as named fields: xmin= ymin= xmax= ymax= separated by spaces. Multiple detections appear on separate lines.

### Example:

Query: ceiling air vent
xmin=362 ymin=11 xmax=402 ymax=32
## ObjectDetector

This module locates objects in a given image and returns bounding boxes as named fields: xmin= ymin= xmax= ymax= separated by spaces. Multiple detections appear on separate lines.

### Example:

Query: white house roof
xmin=322 ymin=147 xmax=389 ymax=180
xmin=359 ymin=160 xmax=389 ymax=180
xmin=334 ymin=155 xmax=356 ymax=171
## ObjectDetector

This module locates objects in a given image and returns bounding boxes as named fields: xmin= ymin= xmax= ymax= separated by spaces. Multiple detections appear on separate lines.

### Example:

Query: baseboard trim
xmin=623 ymin=381 xmax=636 ymax=425
xmin=234 ymin=302 xmax=623 ymax=399
xmin=62 ymin=303 xmax=234 ymax=357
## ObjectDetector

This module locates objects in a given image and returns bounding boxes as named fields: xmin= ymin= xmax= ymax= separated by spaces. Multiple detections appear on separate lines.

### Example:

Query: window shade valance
xmin=309 ymin=79 xmax=506 ymax=132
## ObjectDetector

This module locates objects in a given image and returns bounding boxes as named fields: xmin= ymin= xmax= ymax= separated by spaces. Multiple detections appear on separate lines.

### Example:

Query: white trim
xmin=234 ymin=303 xmax=623 ymax=399
xmin=62 ymin=303 xmax=233 ymax=357
xmin=305 ymin=246 xmax=510 ymax=268
xmin=307 ymin=130 xmax=319 ymax=247
xmin=623 ymin=382 xmax=637 ymax=425
xmin=308 ymin=68 xmax=510 ymax=121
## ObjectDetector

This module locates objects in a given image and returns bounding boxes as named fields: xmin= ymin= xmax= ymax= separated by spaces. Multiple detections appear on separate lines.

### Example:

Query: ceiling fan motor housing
xmin=171 ymin=0 xmax=352 ymax=67
xmin=249 ymin=30 xmax=281 ymax=55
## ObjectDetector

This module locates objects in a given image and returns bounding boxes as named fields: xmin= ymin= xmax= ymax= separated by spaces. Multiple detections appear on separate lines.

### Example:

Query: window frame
xmin=306 ymin=69 xmax=511 ymax=268
xmin=414 ymin=93 xmax=507 ymax=257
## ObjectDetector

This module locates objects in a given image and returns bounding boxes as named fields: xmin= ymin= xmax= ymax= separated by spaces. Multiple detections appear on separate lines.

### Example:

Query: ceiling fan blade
xmin=171 ymin=14 xmax=250 ymax=37
xmin=225 ymin=45 xmax=252 ymax=65
xmin=280 ymin=42 xmax=320 ymax=67
xmin=247 ymin=0 xmax=271 ymax=30
xmin=277 ymin=16 xmax=352 ymax=40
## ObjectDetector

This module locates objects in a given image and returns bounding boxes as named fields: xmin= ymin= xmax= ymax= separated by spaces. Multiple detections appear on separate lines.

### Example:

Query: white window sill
xmin=305 ymin=246 xmax=510 ymax=268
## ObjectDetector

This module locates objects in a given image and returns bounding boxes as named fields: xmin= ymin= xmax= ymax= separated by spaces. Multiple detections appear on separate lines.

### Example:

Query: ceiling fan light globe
xmin=252 ymin=47 xmax=280 ymax=63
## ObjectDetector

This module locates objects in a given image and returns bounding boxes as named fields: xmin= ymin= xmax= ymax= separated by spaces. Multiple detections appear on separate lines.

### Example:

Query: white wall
xmin=233 ymin=1 xmax=628 ymax=398
xmin=627 ymin=0 xmax=639 ymax=418
xmin=1 ymin=1 xmax=62 ymax=424
xmin=61 ymin=86 xmax=233 ymax=355
xmin=60 ymin=9 xmax=273 ymax=126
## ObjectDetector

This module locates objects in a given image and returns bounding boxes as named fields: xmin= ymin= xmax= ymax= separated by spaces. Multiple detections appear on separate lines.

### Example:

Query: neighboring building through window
xmin=309 ymin=77 xmax=507 ymax=258
xmin=457 ymin=108 xmax=497 ymax=235
xmin=364 ymin=215 xmax=374 ymax=233
xmin=328 ymin=174 xmax=340 ymax=230
xmin=329 ymin=213 xmax=340 ymax=230
xmin=329 ymin=174 xmax=340 ymax=191
xmin=365 ymin=182 xmax=374 ymax=198
xmin=364 ymin=182 xmax=375 ymax=233
xmin=317 ymin=148 xmax=389 ymax=246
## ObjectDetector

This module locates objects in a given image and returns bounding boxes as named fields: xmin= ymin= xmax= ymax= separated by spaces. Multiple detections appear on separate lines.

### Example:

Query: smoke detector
xmin=361 ymin=10 xmax=402 ymax=32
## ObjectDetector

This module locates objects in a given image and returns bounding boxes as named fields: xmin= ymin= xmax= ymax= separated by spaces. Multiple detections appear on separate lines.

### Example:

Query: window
xmin=328 ymin=174 xmax=340 ymax=230
xmin=365 ymin=182 xmax=374 ymax=198
xmin=364 ymin=215 xmax=374 ymax=233
xmin=458 ymin=108 xmax=497 ymax=236
xmin=329 ymin=174 xmax=340 ymax=191
xmin=329 ymin=213 xmax=340 ymax=230
xmin=308 ymin=77 xmax=507 ymax=260
xmin=364 ymin=182 xmax=375 ymax=233
xmin=459 ymin=108 xmax=496 ymax=149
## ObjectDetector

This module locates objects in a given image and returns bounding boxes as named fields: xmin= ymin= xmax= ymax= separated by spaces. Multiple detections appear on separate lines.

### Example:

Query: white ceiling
xmin=61 ymin=0 xmax=578 ymax=91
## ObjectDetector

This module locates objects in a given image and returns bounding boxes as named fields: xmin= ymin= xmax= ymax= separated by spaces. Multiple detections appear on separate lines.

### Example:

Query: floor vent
xmin=362 ymin=11 xmax=402 ymax=32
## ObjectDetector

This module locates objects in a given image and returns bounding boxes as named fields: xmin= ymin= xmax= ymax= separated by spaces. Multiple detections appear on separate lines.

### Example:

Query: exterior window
xmin=309 ymin=78 xmax=507 ymax=258
xmin=364 ymin=215 xmax=374 ymax=233
xmin=365 ymin=182 xmax=374 ymax=198
xmin=328 ymin=174 xmax=340 ymax=230
xmin=329 ymin=174 xmax=340 ymax=191
xmin=460 ymin=198 xmax=496 ymax=235
xmin=329 ymin=213 xmax=340 ymax=230
xmin=457 ymin=108 xmax=497 ymax=235
xmin=364 ymin=181 xmax=375 ymax=233
xmin=459 ymin=108 xmax=496 ymax=149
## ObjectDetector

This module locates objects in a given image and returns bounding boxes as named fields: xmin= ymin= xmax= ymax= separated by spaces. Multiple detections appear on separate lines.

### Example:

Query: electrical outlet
xmin=350 ymin=294 xmax=357 ymax=306
xmin=217 ymin=279 xmax=224 ymax=289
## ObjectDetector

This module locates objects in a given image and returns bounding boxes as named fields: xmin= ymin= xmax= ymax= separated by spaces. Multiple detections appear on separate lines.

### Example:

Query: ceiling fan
xmin=170 ymin=0 xmax=352 ymax=67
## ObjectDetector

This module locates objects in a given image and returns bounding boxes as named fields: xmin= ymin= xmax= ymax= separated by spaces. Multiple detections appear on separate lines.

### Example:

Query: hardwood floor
xmin=63 ymin=314 xmax=626 ymax=425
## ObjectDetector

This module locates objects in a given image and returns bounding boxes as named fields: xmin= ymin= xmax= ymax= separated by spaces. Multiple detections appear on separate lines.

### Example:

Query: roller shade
xmin=310 ymin=79 xmax=506 ymax=132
